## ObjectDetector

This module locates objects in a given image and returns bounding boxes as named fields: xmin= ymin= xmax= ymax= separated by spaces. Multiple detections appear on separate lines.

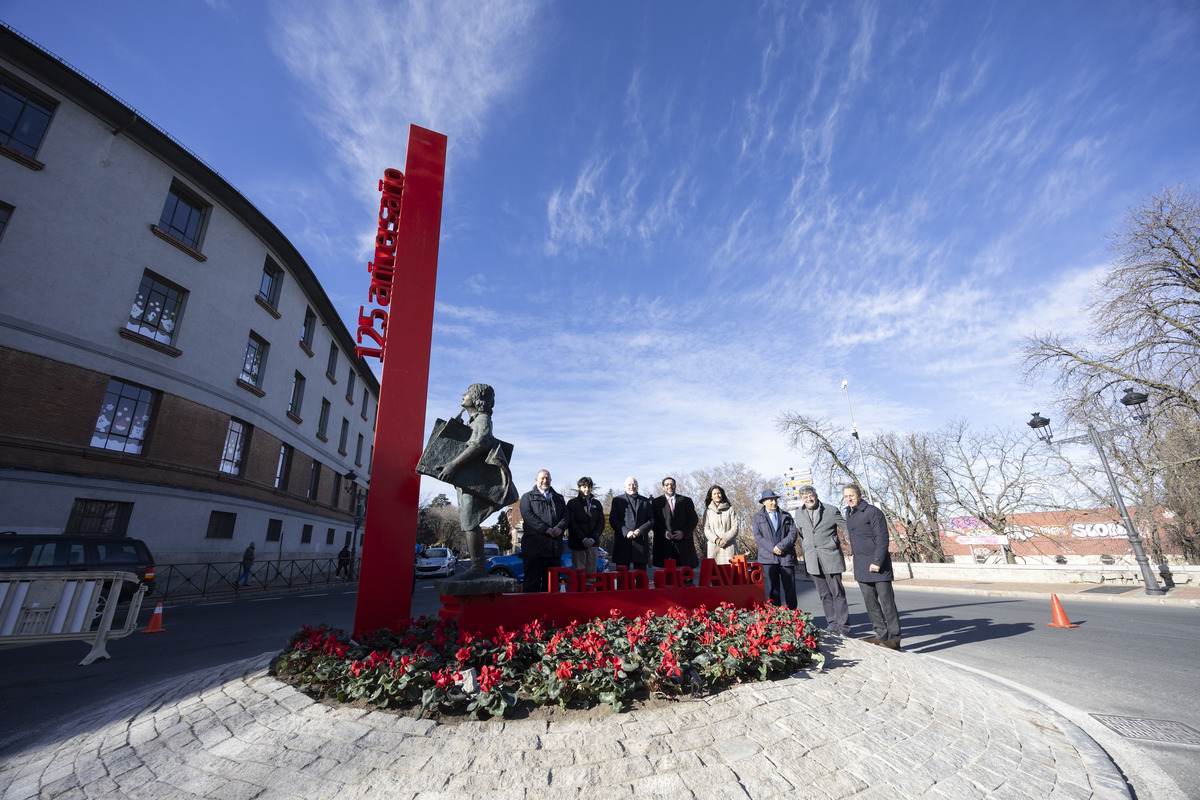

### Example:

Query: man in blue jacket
xmin=843 ymin=483 xmax=901 ymax=649
xmin=518 ymin=469 xmax=567 ymax=593
xmin=751 ymin=489 xmax=798 ymax=609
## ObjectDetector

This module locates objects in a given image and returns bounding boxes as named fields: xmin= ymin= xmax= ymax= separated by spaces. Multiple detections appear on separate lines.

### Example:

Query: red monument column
xmin=353 ymin=125 xmax=447 ymax=634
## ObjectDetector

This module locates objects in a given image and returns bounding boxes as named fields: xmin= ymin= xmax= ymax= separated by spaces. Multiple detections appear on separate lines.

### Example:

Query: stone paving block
xmin=628 ymin=770 xmax=690 ymax=795
xmin=728 ymin=752 xmax=796 ymax=795
xmin=959 ymin=762 xmax=1006 ymax=792
xmin=927 ymin=775 xmax=989 ymax=800
xmin=224 ymin=758 xmax=278 ymax=786
xmin=546 ymin=763 xmax=606 ymax=788
xmin=1046 ymin=781 xmax=1095 ymax=800
xmin=206 ymin=777 xmax=268 ymax=800
xmin=648 ymin=749 xmax=705 ymax=775
xmin=713 ymin=736 xmax=760 ymax=762
xmin=78 ymin=774 xmax=120 ymax=798
xmin=566 ymin=739 xmax=627 ymax=764
xmin=808 ymin=768 xmax=869 ymax=800
xmin=357 ymin=728 xmax=408 ymax=751
xmin=521 ymin=747 xmax=577 ymax=770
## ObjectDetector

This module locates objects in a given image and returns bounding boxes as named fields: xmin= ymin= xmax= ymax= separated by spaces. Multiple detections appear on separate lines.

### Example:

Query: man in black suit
xmin=518 ymin=469 xmax=567 ymax=592
xmin=652 ymin=476 xmax=699 ymax=569
xmin=610 ymin=476 xmax=653 ymax=571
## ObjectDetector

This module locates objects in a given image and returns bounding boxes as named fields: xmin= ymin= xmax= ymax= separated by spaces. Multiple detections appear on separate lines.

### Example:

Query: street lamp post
xmin=343 ymin=470 xmax=367 ymax=576
xmin=841 ymin=380 xmax=874 ymax=501
xmin=1026 ymin=390 xmax=1165 ymax=596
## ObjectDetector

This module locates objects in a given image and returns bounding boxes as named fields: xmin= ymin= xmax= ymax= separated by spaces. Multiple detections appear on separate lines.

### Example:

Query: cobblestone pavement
xmin=0 ymin=634 xmax=1131 ymax=800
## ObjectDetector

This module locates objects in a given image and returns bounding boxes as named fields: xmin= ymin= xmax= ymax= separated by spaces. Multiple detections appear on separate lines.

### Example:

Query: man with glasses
xmin=795 ymin=485 xmax=849 ymax=633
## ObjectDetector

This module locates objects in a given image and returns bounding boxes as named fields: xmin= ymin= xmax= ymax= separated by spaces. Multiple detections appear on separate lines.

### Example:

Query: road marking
xmin=298 ymin=593 xmax=328 ymax=598
xmin=249 ymin=597 xmax=281 ymax=602
xmin=197 ymin=601 xmax=232 ymax=607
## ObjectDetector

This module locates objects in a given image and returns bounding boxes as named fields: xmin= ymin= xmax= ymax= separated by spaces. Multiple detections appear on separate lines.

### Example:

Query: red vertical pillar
xmin=353 ymin=125 xmax=446 ymax=634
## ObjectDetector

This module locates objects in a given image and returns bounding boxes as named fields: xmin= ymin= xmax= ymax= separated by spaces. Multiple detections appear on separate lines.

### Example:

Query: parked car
xmin=0 ymin=532 xmax=156 ymax=608
xmin=487 ymin=547 xmax=609 ymax=582
xmin=414 ymin=547 xmax=457 ymax=578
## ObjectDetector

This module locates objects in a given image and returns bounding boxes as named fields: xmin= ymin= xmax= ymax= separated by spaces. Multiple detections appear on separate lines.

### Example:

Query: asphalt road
xmin=795 ymin=580 xmax=1200 ymax=799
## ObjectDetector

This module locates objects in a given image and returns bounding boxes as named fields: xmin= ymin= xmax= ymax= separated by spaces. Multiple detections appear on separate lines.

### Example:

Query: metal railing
xmin=153 ymin=556 xmax=359 ymax=602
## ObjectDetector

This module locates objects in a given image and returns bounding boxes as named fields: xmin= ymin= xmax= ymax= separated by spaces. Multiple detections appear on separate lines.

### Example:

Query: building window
xmin=302 ymin=524 xmax=313 ymax=544
xmin=317 ymin=398 xmax=331 ymax=439
xmin=288 ymin=372 xmax=306 ymax=419
xmin=65 ymin=499 xmax=134 ymax=536
xmin=266 ymin=518 xmax=282 ymax=542
xmin=361 ymin=388 xmax=369 ymax=420
xmin=0 ymin=74 xmax=55 ymax=157
xmin=307 ymin=460 xmax=321 ymax=500
xmin=326 ymin=527 xmax=335 ymax=545
xmin=301 ymin=307 xmax=316 ymax=350
xmin=346 ymin=370 xmax=356 ymax=402
xmin=158 ymin=182 xmax=207 ymax=250
xmin=91 ymin=378 xmax=155 ymax=454
xmin=0 ymin=202 xmax=13 ymax=241
xmin=127 ymin=271 xmax=185 ymax=346
xmin=258 ymin=258 xmax=283 ymax=309
xmin=368 ymin=445 xmax=373 ymax=475
xmin=206 ymin=511 xmax=236 ymax=539
xmin=326 ymin=343 xmax=338 ymax=381
xmin=331 ymin=472 xmax=343 ymax=509
xmin=275 ymin=444 xmax=293 ymax=490
xmin=338 ymin=418 xmax=349 ymax=454
xmin=240 ymin=332 xmax=269 ymax=387
xmin=355 ymin=433 xmax=364 ymax=466
xmin=220 ymin=419 xmax=250 ymax=475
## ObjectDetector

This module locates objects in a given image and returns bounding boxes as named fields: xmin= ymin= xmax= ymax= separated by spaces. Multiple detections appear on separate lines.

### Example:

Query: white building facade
xmin=0 ymin=25 xmax=377 ymax=564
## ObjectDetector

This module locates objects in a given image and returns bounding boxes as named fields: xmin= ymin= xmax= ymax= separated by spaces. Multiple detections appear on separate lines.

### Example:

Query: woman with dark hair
xmin=702 ymin=485 xmax=738 ymax=565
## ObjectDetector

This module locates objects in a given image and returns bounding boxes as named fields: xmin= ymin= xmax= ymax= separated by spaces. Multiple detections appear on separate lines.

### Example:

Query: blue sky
xmin=5 ymin=1 xmax=1199 ymax=505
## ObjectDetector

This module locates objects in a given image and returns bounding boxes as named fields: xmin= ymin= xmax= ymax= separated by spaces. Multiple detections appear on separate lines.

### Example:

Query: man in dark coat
xmin=566 ymin=476 xmax=604 ymax=573
xmin=610 ymin=476 xmax=653 ymax=571
xmin=794 ymin=485 xmax=849 ymax=633
xmin=750 ymin=489 xmax=798 ymax=609
xmin=843 ymin=483 xmax=901 ymax=649
xmin=518 ymin=469 xmax=567 ymax=592
xmin=652 ymin=476 xmax=699 ymax=569
xmin=239 ymin=542 xmax=255 ymax=586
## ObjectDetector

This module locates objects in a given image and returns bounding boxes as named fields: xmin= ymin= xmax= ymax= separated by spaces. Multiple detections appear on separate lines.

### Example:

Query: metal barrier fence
xmin=0 ymin=571 xmax=148 ymax=665
xmin=154 ymin=556 xmax=360 ymax=602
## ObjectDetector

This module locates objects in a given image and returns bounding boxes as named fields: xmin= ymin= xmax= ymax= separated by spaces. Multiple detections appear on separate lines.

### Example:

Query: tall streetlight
xmin=841 ymin=380 xmax=874 ymax=501
xmin=1026 ymin=388 xmax=1165 ymax=596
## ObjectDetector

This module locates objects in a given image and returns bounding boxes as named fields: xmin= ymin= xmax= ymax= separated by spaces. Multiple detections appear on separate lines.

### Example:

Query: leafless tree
xmin=1023 ymin=185 xmax=1200 ymax=563
xmin=938 ymin=419 xmax=1050 ymax=562
xmin=869 ymin=431 xmax=948 ymax=563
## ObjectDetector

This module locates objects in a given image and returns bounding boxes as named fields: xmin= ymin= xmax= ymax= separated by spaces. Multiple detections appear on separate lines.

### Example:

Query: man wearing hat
xmin=795 ymin=485 xmax=850 ymax=633
xmin=751 ymin=489 xmax=799 ymax=609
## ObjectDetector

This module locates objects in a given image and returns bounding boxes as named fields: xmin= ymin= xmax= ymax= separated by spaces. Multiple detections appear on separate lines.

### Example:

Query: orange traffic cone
xmin=142 ymin=602 xmax=166 ymax=633
xmin=1046 ymin=594 xmax=1078 ymax=629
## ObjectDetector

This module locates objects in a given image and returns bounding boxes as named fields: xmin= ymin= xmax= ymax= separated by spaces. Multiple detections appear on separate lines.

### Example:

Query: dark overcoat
xmin=610 ymin=492 xmax=653 ymax=565
xmin=844 ymin=500 xmax=893 ymax=582
xmin=519 ymin=487 xmax=567 ymax=561
xmin=566 ymin=493 xmax=605 ymax=551
xmin=651 ymin=494 xmax=699 ymax=568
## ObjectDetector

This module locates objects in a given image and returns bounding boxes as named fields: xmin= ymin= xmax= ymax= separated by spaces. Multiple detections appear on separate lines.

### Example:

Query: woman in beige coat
xmin=702 ymin=485 xmax=739 ymax=564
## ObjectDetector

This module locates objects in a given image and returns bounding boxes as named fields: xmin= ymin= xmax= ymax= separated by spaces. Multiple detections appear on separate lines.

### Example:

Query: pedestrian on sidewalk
xmin=795 ymin=485 xmax=850 ymax=633
xmin=751 ymin=489 xmax=798 ymax=609
xmin=337 ymin=544 xmax=352 ymax=580
xmin=843 ymin=484 xmax=901 ymax=649
xmin=239 ymin=542 xmax=256 ymax=587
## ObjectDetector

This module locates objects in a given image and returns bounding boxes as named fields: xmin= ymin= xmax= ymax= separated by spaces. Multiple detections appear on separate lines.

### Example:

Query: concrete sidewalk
xmin=879 ymin=574 xmax=1200 ymax=607
xmin=0 ymin=633 xmax=1135 ymax=800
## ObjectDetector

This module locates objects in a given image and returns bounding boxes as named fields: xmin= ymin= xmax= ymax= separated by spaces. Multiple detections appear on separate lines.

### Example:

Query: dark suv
xmin=0 ymin=532 xmax=156 ymax=601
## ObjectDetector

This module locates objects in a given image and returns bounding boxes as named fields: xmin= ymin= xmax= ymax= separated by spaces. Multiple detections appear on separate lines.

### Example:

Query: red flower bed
xmin=276 ymin=602 xmax=823 ymax=719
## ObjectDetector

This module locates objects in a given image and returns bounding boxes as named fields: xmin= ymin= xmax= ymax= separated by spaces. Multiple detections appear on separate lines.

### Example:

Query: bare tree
xmin=775 ymin=413 xmax=866 ymax=495
xmin=868 ymin=431 xmax=948 ymax=563
xmin=1023 ymin=185 xmax=1200 ymax=564
xmin=939 ymin=419 xmax=1050 ymax=563
xmin=1023 ymin=184 xmax=1200 ymax=420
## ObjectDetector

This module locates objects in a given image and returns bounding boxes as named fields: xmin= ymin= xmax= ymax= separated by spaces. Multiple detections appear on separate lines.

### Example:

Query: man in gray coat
xmin=794 ymin=485 xmax=849 ymax=633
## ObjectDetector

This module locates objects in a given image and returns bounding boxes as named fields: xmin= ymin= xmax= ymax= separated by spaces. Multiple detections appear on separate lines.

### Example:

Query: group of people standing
xmin=517 ymin=471 xmax=901 ymax=651
xmin=751 ymin=482 xmax=902 ymax=650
